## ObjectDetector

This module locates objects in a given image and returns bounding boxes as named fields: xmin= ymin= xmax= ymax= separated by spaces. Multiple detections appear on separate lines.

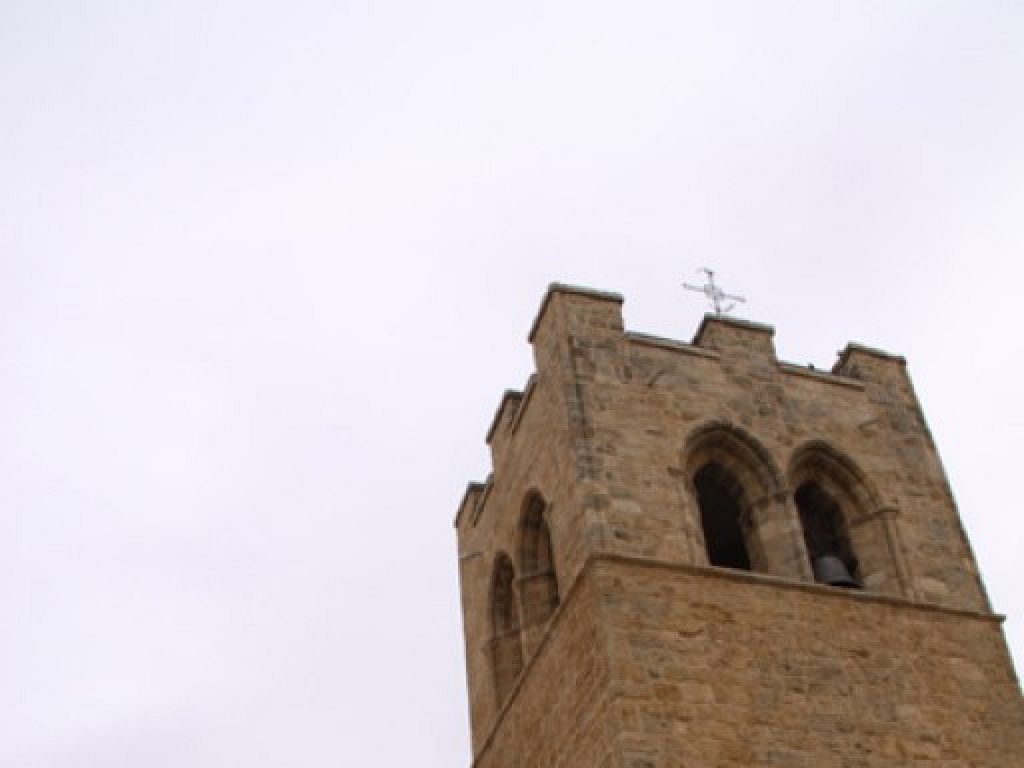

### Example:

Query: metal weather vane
xmin=682 ymin=268 xmax=746 ymax=315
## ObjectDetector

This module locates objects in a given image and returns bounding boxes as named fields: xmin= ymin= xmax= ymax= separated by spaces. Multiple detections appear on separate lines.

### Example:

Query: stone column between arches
xmin=749 ymin=489 xmax=814 ymax=581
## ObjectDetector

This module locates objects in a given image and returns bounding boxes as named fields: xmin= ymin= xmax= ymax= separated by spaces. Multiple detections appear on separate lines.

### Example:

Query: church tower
xmin=454 ymin=284 xmax=1023 ymax=767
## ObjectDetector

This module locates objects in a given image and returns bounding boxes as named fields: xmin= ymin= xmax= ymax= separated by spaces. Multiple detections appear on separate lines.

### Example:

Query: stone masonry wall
xmin=455 ymin=284 xmax=1021 ymax=766
xmin=558 ymin=290 xmax=989 ymax=612
xmin=456 ymin=373 xmax=577 ymax=747
xmin=597 ymin=556 xmax=1024 ymax=767
xmin=456 ymin=286 xmax=629 ymax=751
xmin=471 ymin=568 xmax=618 ymax=768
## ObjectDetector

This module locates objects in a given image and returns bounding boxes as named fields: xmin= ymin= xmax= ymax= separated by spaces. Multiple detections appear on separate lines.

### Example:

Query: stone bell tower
xmin=454 ymin=284 xmax=1023 ymax=767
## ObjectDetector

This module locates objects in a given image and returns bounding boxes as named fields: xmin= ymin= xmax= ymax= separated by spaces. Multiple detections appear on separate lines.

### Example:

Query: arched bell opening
xmin=794 ymin=480 xmax=861 ymax=588
xmin=516 ymin=492 xmax=559 ymax=629
xmin=693 ymin=462 xmax=753 ymax=571
xmin=489 ymin=552 xmax=524 ymax=706
xmin=788 ymin=441 xmax=905 ymax=595
xmin=683 ymin=422 xmax=791 ymax=576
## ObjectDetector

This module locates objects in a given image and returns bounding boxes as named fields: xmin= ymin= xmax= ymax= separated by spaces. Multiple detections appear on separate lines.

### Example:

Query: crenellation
xmin=455 ymin=481 xmax=487 ymax=530
xmin=454 ymin=284 xmax=1023 ymax=767
xmin=485 ymin=390 xmax=523 ymax=468
xmin=692 ymin=314 xmax=777 ymax=359
xmin=626 ymin=331 xmax=721 ymax=361
xmin=778 ymin=361 xmax=867 ymax=389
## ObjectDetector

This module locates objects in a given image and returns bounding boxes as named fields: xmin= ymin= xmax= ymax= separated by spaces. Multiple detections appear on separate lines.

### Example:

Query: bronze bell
xmin=813 ymin=554 xmax=861 ymax=588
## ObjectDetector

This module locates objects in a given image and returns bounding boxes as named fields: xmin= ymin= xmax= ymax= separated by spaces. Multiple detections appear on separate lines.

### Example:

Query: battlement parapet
xmin=527 ymin=283 xmax=623 ymax=343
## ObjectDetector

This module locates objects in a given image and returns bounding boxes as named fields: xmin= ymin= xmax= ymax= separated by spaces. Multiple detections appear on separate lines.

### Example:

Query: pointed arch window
xmin=788 ymin=441 xmax=905 ymax=595
xmin=693 ymin=462 xmax=752 ymax=571
xmin=489 ymin=553 xmax=523 ymax=705
xmin=517 ymin=493 xmax=559 ymax=628
xmin=683 ymin=423 xmax=789 ymax=576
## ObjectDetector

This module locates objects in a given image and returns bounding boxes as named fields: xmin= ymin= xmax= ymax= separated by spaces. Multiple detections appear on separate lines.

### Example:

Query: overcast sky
xmin=2 ymin=2 xmax=1022 ymax=766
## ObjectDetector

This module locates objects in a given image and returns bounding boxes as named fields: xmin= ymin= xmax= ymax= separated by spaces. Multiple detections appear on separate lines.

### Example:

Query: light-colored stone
xmin=454 ymin=284 xmax=1024 ymax=767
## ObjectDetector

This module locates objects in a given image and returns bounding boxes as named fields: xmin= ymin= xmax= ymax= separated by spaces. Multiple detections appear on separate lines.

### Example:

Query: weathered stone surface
xmin=455 ymin=284 xmax=1023 ymax=767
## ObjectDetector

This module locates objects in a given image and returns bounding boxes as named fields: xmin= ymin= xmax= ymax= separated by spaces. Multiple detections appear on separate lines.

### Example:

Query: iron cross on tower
xmin=682 ymin=268 xmax=747 ymax=315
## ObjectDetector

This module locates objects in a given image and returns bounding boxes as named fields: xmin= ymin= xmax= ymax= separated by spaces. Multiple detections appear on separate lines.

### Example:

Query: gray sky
xmin=2 ymin=2 xmax=1022 ymax=766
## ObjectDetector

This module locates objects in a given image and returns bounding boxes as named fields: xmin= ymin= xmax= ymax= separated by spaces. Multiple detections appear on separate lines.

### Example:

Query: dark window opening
xmin=492 ymin=556 xmax=520 ymax=635
xmin=694 ymin=463 xmax=752 ymax=571
xmin=521 ymin=496 xmax=556 ymax=576
xmin=519 ymin=495 xmax=559 ymax=624
xmin=490 ymin=554 xmax=524 ymax=704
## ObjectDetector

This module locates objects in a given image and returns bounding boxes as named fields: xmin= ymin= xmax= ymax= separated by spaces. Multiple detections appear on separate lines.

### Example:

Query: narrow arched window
xmin=518 ymin=493 xmax=559 ymax=628
xmin=693 ymin=462 xmax=752 ymax=571
xmin=489 ymin=553 xmax=523 ymax=705
xmin=684 ymin=423 xmax=790 ymax=577
xmin=794 ymin=481 xmax=860 ymax=588
xmin=788 ymin=441 xmax=903 ymax=595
